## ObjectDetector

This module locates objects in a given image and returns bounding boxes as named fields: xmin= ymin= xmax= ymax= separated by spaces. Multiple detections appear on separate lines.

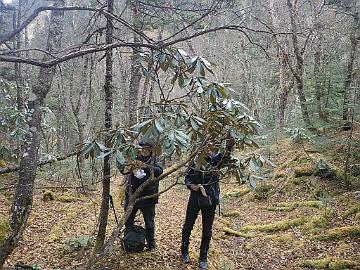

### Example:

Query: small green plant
xmin=254 ymin=183 xmax=272 ymax=200
xmin=64 ymin=236 xmax=92 ymax=252
xmin=285 ymin=128 xmax=310 ymax=143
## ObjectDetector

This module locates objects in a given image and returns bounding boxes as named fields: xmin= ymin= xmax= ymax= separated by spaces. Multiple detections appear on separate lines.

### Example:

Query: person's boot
xmin=199 ymin=260 xmax=208 ymax=270
xmin=181 ymin=231 xmax=190 ymax=263
xmin=199 ymin=235 xmax=211 ymax=269
xmin=145 ymin=227 xmax=156 ymax=252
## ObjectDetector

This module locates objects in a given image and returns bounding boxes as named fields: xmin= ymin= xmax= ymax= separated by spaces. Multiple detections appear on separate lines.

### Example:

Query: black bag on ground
xmin=122 ymin=225 xmax=146 ymax=252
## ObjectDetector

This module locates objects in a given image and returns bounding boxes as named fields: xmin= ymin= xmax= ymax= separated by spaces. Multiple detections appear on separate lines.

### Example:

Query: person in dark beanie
xmin=123 ymin=139 xmax=163 ymax=251
xmin=181 ymin=136 xmax=235 ymax=269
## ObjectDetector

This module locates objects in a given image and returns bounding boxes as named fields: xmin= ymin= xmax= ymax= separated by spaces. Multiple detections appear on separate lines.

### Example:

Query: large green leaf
xmin=115 ymin=150 xmax=126 ymax=171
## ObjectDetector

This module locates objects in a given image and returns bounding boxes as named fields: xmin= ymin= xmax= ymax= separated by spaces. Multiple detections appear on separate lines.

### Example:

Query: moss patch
xmin=222 ymin=188 xmax=250 ymax=199
xmin=42 ymin=190 xmax=55 ymax=202
xmin=0 ymin=214 xmax=10 ymax=244
xmin=47 ymin=207 xmax=83 ymax=242
xmin=300 ymin=257 xmax=360 ymax=269
xmin=56 ymin=194 xmax=82 ymax=203
xmin=262 ymin=233 xmax=296 ymax=248
xmin=343 ymin=203 xmax=360 ymax=218
xmin=294 ymin=164 xmax=314 ymax=177
xmin=223 ymin=227 xmax=254 ymax=238
xmin=254 ymin=184 xmax=272 ymax=200
xmin=312 ymin=226 xmax=360 ymax=241
xmin=42 ymin=190 xmax=83 ymax=203
xmin=264 ymin=200 xmax=323 ymax=212
xmin=218 ymin=217 xmax=231 ymax=226
xmin=304 ymin=209 xmax=334 ymax=232
xmin=241 ymin=217 xmax=308 ymax=232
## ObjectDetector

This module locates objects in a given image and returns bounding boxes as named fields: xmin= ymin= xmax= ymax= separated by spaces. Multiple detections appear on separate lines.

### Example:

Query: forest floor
xmin=1 ymin=128 xmax=360 ymax=270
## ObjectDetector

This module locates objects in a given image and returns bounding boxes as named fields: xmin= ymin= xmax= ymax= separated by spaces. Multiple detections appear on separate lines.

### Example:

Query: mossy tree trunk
xmin=128 ymin=0 xmax=143 ymax=125
xmin=287 ymin=0 xmax=312 ymax=128
xmin=314 ymin=26 xmax=327 ymax=121
xmin=343 ymin=14 xmax=359 ymax=123
xmin=14 ymin=0 xmax=25 ymax=112
xmin=269 ymin=0 xmax=293 ymax=129
xmin=0 ymin=1 xmax=64 ymax=268
xmin=93 ymin=0 xmax=114 ymax=254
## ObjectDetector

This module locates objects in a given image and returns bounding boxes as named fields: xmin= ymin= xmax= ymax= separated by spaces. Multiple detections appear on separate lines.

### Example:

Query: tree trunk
xmin=128 ymin=1 xmax=142 ymax=125
xmin=140 ymin=27 xmax=163 ymax=120
xmin=287 ymin=0 xmax=312 ymax=127
xmin=343 ymin=14 xmax=359 ymax=122
xmin=0 ymin=1 xmax=64 ymax=268
xmin=14 ymin=0 xmax=24 ymax=111
xmin=314 ymin=47 xmax=327 ymax=121
xmin=70 ymin=57 xmax=90 ymax=168
xmin=268 ymin=0 xmax=292 ymax=129
xmin=140 ymin=70 xmax=151 ymax=120
xmin=93 ymin=0 xmax=114 ymax=254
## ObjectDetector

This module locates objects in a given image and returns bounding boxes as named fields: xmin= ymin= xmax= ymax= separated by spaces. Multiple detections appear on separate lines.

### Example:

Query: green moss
xmin=300 ymin=257 xmax=359 ymax=269
xmin=294 ymin=165 xmax=314 ymax=177
xmin=343 ymin=204 xmax=360 ymax=218
xmin=312 ymin=226 xmax=360 ymax=241
xmin=304 ymin=209 xmax=334 ymax=232
xmin=328 ymin=259 xmax=359 ymax=270
xmin=241 ymin=217 xmax=308 ymax=232
xmin=254 ymin=184 xmax=272 ymax=200
xmin=223 ymin=188 xmax=250 ymax=199
xmin=223 ymin=227 xmax=254 ymax=238
xmin=0 ymin=214 xmax=10 ymax=244
xmin=56 ymin=194 xmax=81 ymax=203
xmin=47 ymin=207 xmax=81 ymax=242
xmin=310 ymin=187 xmax=330 ymax=200
xmin=278 ymin=201 xmax=323 ymax=208
xmin=243 ymin=242 xmax=254 ymax=250
xmin=300 ymin=258 xmax=332 ymax=268
xmin=218 ymin=218 xmax=231 ymax=226
xmin=265 ymin=200 xmax=324 ymax=212
xmin=272 ymin=171 xmax=286 ymax=179
xmin=263 ymin=233 xmax=295 ymax=248
xmin=42 ymin=190 xmax=55 ymax=202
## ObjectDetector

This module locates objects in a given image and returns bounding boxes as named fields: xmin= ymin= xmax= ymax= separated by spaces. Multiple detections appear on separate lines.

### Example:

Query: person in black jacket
xmin=123 ymin=139 xmax=163 ymax=251
xmin=181 ymin=137 xmax=235 ymax=269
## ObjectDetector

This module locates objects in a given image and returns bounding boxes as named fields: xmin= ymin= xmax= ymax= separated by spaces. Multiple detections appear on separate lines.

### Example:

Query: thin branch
xmin=0 ymin=6 xmax=102 ymax=45
xmin=160 ymin=0 xmax=220 ymax=43
xmin=0 ymin=151 xmax=78 ymax=175
xmin=137 ymin=1 xmax=213 ymax=13
xmin=1 ymin=25 xmax=284 ymax=67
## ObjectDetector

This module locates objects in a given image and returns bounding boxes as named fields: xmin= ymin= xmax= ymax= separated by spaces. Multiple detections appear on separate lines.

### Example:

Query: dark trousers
xmin=125 ymin=204 xmax=156 ymax=248
xmin=181 ymin=194 xmax=217 ymax=261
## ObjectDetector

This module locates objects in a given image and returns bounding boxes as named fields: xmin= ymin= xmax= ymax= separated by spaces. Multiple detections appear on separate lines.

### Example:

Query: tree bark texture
xmin=128 ymin=1 xmax=143 ymax=125
xmin=268 ymin=0 xmax=292 ymax=129
xmin=287 ymin=0 xmax=312 ymax=127
xmin=14 ymin=0 xmax=24 ymax=111
xmin=343 ymin=14 xmax=359 ymax=122
xmin=314 ymin=43 xmax=327 ymax=121
xmin=0 ymin=1 xmax=64 ymax=268
xmin=93 ymin=0 xmax=114 ymax=254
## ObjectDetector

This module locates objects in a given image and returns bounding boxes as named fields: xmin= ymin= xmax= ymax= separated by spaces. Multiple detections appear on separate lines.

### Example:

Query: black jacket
xmin=125 ymin=155 xmax=163 ymax=209
xmin=185 ymin=153 xmax=225 ymax=205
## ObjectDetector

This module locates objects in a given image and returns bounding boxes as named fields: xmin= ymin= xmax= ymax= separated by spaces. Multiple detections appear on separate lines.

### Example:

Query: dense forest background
xmin=0 ymin=0 xmax=359 ymax=269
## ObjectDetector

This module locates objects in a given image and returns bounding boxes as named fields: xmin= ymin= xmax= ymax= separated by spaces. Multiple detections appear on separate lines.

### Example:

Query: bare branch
xmin=0 ymin=151 xmax=78 ymax=175
xmin=0 ymin=6 xmax=102 ymax=45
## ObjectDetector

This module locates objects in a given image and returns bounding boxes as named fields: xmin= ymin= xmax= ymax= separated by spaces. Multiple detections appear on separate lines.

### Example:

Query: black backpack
xmin=122 ymin=225 xmax=146 ymax=252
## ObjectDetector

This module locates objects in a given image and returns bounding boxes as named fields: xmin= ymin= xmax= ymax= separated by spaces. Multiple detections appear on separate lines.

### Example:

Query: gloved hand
xmin=133 ymin=168 xmax=146 ymax=179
